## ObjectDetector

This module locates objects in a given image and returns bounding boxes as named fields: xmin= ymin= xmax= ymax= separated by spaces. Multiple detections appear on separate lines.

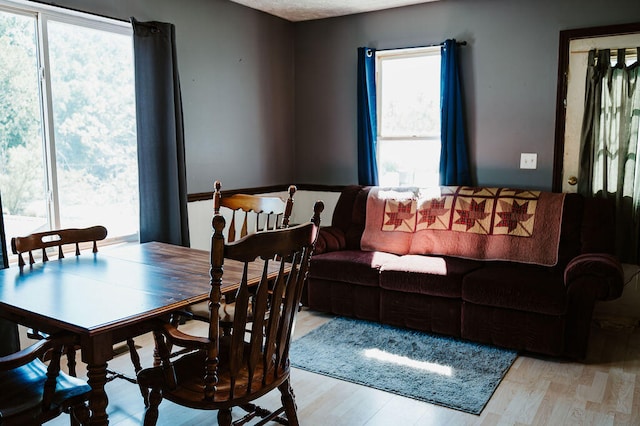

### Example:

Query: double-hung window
xmin=0 ymin=0 xmax=138 ymax=250
xmin=376 ymin=47 xmax=441 ymax=187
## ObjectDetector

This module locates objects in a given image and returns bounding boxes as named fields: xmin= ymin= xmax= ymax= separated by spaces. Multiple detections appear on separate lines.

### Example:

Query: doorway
xmin=552 ymin=22 xmax=640 ymax=192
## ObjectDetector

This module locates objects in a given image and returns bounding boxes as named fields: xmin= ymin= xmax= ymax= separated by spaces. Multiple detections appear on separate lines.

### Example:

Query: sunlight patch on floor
xmin=362 ymin=348 xmax=453 ymax=376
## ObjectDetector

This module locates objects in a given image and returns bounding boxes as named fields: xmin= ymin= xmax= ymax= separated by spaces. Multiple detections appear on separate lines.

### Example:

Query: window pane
xmin=0 ymin=11 xmax=48 ymax=247
xmin=48 ymin=21 xmax=138 ymax=238
xmin=379 ymin=54 xmax=441 ymax=138
xmin=378 ymin=139 xmax=440 ymax=188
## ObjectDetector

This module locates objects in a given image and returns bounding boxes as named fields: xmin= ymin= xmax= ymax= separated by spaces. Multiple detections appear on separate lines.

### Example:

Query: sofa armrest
xmin=314 ymin=226 xmax=347 ymax=255
xmin=564 ymin=253 xmax=624 ymax=300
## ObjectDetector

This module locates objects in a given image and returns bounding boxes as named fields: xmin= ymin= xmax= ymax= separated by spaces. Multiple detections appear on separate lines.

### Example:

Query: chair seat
xmin=0 ymin=358 xmax=91 ymax=422
xmin=189 ymin=300 xmax=256 ymax=325
xmin=139 ymin=343 xmax=288 ymax=410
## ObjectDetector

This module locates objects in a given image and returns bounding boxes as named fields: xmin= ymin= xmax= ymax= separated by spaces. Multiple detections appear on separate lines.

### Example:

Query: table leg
xmin=87 ymin=362 xmax=110 ymax=425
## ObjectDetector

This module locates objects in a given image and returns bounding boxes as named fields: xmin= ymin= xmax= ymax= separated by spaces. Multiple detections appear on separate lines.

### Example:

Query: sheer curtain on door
xmin=578 ymin=48 xmax=640 ymax=263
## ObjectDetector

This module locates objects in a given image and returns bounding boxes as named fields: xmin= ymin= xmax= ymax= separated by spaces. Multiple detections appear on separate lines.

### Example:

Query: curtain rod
xmin=377 ymin=40 xmax=467 ymax=52
xmin=571 ymin=46 xmax=639 ymax=55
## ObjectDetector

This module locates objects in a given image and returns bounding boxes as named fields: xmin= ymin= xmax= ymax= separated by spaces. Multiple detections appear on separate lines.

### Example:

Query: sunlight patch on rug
xmin=363 ymin=348 xmax=453 ymax=376
xmin=290 ymin=317 xmax=518 ymax=414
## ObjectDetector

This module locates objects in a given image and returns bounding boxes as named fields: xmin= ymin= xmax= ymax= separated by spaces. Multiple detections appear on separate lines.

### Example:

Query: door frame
xmin=552 ymin=21 xmax=640 ymax=192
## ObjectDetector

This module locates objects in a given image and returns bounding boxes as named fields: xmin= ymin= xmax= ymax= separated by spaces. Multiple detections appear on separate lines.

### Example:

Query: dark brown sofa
xmin=306 ymin=185 xmax=624 ymax=359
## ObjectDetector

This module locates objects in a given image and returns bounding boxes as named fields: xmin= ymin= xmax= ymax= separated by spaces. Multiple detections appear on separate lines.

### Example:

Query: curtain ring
xmin=366 ymin=49 xmax=373 ymax=58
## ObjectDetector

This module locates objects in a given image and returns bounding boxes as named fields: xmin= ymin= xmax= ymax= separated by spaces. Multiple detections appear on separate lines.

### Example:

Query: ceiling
xmin=228 ymin=0 xmax=439 ymax=22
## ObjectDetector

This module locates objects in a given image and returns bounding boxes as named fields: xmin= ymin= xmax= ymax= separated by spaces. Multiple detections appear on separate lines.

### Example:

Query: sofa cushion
xmin=380 ymin=255 xmax=483 ymax=298
xmin=462 ymin=263 xmax=567 ymax=315
xmin=309 ymin=250 xmax=399 ymax=287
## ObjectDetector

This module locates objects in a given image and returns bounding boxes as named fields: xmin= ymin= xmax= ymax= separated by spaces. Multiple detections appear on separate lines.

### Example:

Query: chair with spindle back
xmin=213 ymin=180 xmax=296 ymax=242
xmin=183 ymin=181 xmax=297 ymax=335
xmin=11 ymin=226 xmax=107 ymax=268
xmin=137 ymin=200 xmax=324 ymax=425
xmin=10 ymin=226 xmax=143 ymax=383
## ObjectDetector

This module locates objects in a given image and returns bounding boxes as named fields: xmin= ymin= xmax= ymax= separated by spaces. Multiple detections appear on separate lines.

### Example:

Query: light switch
xmin=520 ymin=153 xmax=537 ymax=170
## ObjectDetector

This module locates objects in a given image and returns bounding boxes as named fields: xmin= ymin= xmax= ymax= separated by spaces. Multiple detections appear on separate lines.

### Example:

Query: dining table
xmin=0 ymin=241 xmax=279 ymax=425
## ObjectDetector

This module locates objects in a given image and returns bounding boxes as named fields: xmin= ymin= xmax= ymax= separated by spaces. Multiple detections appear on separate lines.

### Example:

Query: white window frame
xmin=0 ymin=0 xmax=137 ymax=245
xmin=375 ymin=46 xmax=441 ymax=188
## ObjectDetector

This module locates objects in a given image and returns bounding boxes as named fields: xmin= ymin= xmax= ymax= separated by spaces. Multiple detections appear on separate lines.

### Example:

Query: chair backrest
xmin=213 ymin=180 xmax=296 ymax=242
xmin=202 ymin=199 xmax=323 ymax=401
xmin=11 ymin=225 xmax=108 ymax=267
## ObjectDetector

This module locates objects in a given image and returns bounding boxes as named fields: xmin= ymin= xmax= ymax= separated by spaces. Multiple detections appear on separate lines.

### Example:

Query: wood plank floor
xmin=44 ymin=309 xmax=640 ymax=425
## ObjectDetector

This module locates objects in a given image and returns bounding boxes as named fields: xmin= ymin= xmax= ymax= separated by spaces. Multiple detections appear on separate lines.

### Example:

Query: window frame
xmin=375 ymin=46 xmax=442 ymax=188
xmin=0 ymin=0 xmax=137 ymax=245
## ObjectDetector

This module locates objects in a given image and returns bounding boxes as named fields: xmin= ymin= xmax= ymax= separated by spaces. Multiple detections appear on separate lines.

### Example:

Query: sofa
xmin=306 ymin=185 xmax=624 ymax=359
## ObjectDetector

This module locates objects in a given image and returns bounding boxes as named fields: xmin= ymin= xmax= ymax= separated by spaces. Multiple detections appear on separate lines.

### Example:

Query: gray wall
xmin=35 ymin=0 xmax=640 ymax=192
xmin=293 ymin=0 xmax=640 ymax=189
xmin=37 ymin=0 xmax=295 ymax=194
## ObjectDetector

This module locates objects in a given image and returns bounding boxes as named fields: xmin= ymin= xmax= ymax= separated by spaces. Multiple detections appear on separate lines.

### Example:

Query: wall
xmin=34 ymin=0 xmax=295 ymax=194
xmin=293 ymin=0 xmax=640 ymax=190
xmin=31 ymin=0 xmax=640 ymax=192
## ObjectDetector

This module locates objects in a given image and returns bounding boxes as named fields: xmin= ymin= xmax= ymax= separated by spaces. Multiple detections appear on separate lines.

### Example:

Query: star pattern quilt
xmin=362 ymin=186 xmax=566 ymax=266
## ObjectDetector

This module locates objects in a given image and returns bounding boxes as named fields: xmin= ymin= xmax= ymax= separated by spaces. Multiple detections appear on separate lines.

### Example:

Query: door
xmin=561 ymin=33 xmax=640 ymax=193
xmin=553 ymin=22 xmax=640 ymax=193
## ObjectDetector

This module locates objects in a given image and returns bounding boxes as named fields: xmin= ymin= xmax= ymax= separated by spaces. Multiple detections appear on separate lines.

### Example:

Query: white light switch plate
xmin=520 ymin=153 xmax=537 ymax=169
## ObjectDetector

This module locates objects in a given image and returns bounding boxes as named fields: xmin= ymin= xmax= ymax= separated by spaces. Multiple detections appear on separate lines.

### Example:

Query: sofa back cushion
xmin=555 ymin=193 xmax=583 ymax=268
xmin=580 ymin=196 xmax=616 ymax=255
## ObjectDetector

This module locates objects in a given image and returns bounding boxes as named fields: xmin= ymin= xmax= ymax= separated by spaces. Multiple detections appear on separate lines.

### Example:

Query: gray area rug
xmin=289 ymin=317 xmax=517 ymax=414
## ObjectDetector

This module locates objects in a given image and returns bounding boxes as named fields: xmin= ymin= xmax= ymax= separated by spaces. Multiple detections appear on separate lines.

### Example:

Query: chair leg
xmin=217 ymin=408 xmax=232 ymax=426
xmin=127 ymin=338 xmax=142 ymax=372
xmin=66 ymin=346 xmax=77 ymax=377
xmin=143 ymin=387 xmax=162 ymax=426
xmin=69 ymin=402 xmax=90 ymax=426
xmin=278 ymin=378 xmax=299 ymax=426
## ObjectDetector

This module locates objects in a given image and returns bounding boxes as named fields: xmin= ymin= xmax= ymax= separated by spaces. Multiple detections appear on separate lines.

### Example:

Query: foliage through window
xmin=376 ymin=47 xmax=441 ymax=187
xmin=0 ymin=1 xmax=138 ymax=251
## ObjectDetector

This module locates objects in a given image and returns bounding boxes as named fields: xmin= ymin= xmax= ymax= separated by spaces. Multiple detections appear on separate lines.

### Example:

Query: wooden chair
xmin=10 ymin=226 xmax=142 ymax=383
xmin=137 ymin=200 xmax=324 ymax=426
xmin=11 ymin=226 xmax=107 ymax=268
xmin=0 ymin=333 xmax=91 ymax=425
xmin=184 ymin=181 xmax=297 ymax=333
xmin=213 ymin=180 xmax=296 ymax=242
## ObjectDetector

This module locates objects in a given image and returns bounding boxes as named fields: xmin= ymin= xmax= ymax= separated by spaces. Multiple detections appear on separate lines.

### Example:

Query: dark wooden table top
xmin=0 ymin=241 xmax=276 ymax=336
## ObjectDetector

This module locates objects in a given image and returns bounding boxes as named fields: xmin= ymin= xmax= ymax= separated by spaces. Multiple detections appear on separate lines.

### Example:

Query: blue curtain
xmin=0 ymin=193 xmax=20 ymax=355
xmin=440 ymin=39 xmax=471 ymax=186
xmin=131 ymin=19 xmax=190 ymax=246
xmin=357 ymin=47 xmax=379 ymax=186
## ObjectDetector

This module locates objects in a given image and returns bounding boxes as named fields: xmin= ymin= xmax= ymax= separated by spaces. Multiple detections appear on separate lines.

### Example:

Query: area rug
xmin=289 ymin=317 xmax=518 ymax=415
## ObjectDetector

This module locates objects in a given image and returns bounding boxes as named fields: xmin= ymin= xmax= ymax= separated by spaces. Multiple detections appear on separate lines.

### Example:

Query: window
xmin=376 ymin=47 xmax=441 ymax=187
xmin=0 ymin=1 xmax=138 ymax=251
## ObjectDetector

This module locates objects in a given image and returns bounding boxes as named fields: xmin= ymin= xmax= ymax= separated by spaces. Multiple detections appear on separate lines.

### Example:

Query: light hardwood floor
xmin=44 ymin=309 xmax=640 ymax=426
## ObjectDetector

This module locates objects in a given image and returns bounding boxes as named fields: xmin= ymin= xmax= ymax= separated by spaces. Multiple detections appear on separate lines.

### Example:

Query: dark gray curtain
xmin=0 ymin=193 xmax=20 ymax=355
xmin=579 ymin=48 xmax=640 ymax=263
xmin=131 ymin=18 xmax=190 ymax=246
